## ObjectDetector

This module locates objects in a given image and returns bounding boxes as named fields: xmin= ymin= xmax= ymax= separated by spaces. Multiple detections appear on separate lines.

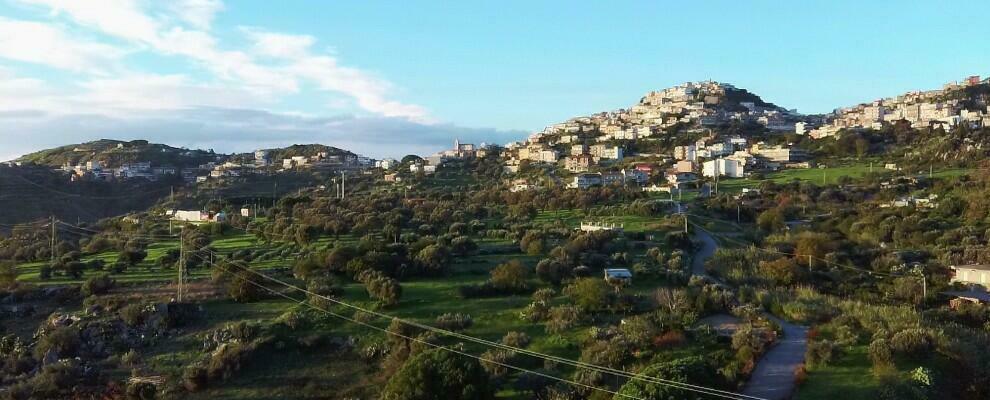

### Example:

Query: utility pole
xmin=178 ymin=235 xmax=184 ymax=302
xmin=49 ymin=215 xmax=56 ymax=265
xmin=919 ymin=271 xmax=927 ymax=300
xmin=737 ymin=204 xmax=741 ymax=223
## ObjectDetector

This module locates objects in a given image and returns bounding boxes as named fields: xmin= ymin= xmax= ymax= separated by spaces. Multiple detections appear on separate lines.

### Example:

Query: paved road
xmin=741 ymin=315 xmax=808 ymax=400
xmin=691 ymin=228 xmax=807 ymax=400
xmin=691 ymin=229 xmax=717 ymax=277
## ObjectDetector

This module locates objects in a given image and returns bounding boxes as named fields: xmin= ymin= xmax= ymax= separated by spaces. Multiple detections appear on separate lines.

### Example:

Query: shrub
xmin=654 ymin=330 xmax=687 ymax=349
xmin=805 ymin=339 xmax=837 ymax=368
xmin=381 ymin=348 xmax=494 ymax=400
xmin=121 ymin=349 xmax=141 ymax=367
xmin=435 ymin=313 xmax=473 ymax=331
xmin=306 ymin=276 xmax=341 ymax=308
xmin=869 ymin=338 xmax=893 ymax=369
xmin=545 ymin=306 xmax=581 ymax=334
xmin=120 ymin=303 xmax=146 ymax=327
xmin=794 ymin=364 xmax=808 ymax=386
xmin=206 ymin=342 xmax=258 ymax=381
xmin=889 ymin=329 xmax=932 ymax=357
xmin=81 ymin=273 xmax=115 ymax=296
xmin=490 ymin=260 xmax=530 ymax=291
xmin=33 ymin=326 xmax=81 ymax=359
xmin=563 ymin=278 xmax=610 ymax=313
xmin=182 ymin=364 xmax=208 ymax=392
xmin=501 ymin=331 xmax=531 ymax=348
xmin=359 ymin=270 xmax=402 ymax=307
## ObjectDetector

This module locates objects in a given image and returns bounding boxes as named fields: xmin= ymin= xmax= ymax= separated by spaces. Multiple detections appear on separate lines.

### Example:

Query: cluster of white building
xmin=62 ymin=160 xmax=180 ymax=182
xmin=807 ymin=75 xmax=990 ymax=139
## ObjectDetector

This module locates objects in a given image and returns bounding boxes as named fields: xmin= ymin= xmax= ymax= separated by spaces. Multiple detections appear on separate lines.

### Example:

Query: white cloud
xmin=17 ymin=0 xmax=160 ymax=43
xmin=242 ymin=28 xmax=429 ymax=120
xmin=156 ymin=27 xmax=299 ymax=95
xmin=0 ymin=17 xmax=124 ymax=74
xmin=244 ymin=28 xmax=315 ymax=60
xmin=168 ymin=0 xmax=224 ymax=30
xmin=74 ymin=74 xmax=267 ymax=112
xmin=17 ymin=1 xmax=427 ymax=120
xmin=0 ymin=0 xmax=496 ymax=162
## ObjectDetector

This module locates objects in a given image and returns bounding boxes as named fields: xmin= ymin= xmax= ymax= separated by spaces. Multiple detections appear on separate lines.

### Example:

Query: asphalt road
xmin=691 ymin=228 xmax=808 ymax=400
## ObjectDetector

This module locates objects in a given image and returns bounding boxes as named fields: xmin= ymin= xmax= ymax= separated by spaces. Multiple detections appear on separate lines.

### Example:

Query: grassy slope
xmin=716 ymin=164 xmax=969 ymax=194
xmin=794 ymin=346 xmax=877 ymax=400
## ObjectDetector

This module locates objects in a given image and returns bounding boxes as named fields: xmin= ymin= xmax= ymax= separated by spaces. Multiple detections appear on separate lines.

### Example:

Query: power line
xmin=687 ymin=218 xmax=898 ymax=279
xmin=55 ymin=219 xmax=758 ymax=398
xmin=190 ymin=252 xmax=689 ymax=400
xmin=196 ymin=247 xmax=761 ymax=400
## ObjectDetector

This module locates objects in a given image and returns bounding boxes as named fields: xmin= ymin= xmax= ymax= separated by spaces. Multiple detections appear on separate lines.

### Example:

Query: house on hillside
xmin=568 ymin=173 xmax=603 ymax=189
xmin=950 ymin=265 xmax=990 ymax=289
xmin=166 ymin=210 xmax=226 ymax=223
xmin=604 ymin=268 xmax=633 ymax=286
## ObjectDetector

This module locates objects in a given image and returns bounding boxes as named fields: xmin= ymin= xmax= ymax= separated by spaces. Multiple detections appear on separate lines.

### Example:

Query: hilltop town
xmin=8 ymin=76 xmax=990 ymax=206
xmin=406 ymin=76 xmax=989 ymax=193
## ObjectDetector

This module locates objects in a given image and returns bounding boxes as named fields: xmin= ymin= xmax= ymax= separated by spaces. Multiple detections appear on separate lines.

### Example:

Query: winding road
xmin=691 ymin=229 xmax=808 ymax=400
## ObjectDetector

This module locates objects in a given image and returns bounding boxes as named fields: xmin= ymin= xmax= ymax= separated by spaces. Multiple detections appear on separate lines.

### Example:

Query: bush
xmin=889 ymin=329 xmax=932 ymax=357
xmin=381 ymin=348 xmax=494 ymax=400
xmin=501 ymin=331 xmax=531 ymax=348
xmin=121 ymin=349 xmax=141 ymax=367
xmin=120 ymin=303 xmax=146 ymax=327
xmin=869 ymin=338 xmax=893 ymax=368
xmin=490 ymin=260 xmax=530 ymax=291
xmin=81 ymin=273 xmax=115 ymax=296
xmin=545 ymin=306 xmax=581 ymax=334
xmin=34 ymin=326 xmax=81 ymax=359
xmin=359 ymin=270 xmax=402 ymax=307
xmin=182 ymin=364 xmax=208 ymax=392
xmin=435 ymin=313 xmax=473 ymax=331
xmin=805 ymin=339 xmax=837 ymax=367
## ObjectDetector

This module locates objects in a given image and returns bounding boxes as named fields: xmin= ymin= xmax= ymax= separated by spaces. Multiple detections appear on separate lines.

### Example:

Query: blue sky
xmin=1 ymin=0 xmax=988 ymax=160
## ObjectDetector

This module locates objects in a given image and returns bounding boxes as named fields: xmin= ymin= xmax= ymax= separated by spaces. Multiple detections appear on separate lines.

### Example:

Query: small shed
xmin=604 ymin=268 xmax=633 ymax=285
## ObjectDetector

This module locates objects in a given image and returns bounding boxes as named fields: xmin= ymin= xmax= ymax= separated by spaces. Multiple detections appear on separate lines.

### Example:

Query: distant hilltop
xmin=520 ymin=80 xmax=801 ymax=149
xmin=509 ymin=76 xmax=990 ymax=148
xmin=11 ymin=139 xmax=369 ymax=184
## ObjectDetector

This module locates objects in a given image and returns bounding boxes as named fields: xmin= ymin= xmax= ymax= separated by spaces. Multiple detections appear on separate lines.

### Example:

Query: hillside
xmin=0 ymin=164 xmax=175 ymax=226
xmin=17 ymin=139 xmax=218 ymax=169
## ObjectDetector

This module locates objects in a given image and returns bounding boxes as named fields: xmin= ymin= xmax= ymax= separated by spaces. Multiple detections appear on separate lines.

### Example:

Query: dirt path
xmin=691 ymin=228 xmax=807 ymax=400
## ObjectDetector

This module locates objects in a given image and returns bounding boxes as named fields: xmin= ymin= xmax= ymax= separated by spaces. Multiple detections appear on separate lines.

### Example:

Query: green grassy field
xmin=715 ymin=164 xmax=971 ymax=194
xmin=794 ymin=346 xmax=877 ymax=400
xmin=15 ymin=233 xmax=295 ymax=284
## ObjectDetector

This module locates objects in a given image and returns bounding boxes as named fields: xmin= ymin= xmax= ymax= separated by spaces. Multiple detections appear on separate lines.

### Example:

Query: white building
xmin=950 ymin=265 xmax=990 ymax=289
xmin=568 ymin=173 xmax=603 ymax=189
xmin=167 ymin=210 xmax=225 ymax=223
xmin=376 ymin=158 xmax=398 ymax=169
xmin=703 ymin=158 xmax=745 ymax=178
xmin=589 ymin=144 xmax=623 ymax=160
